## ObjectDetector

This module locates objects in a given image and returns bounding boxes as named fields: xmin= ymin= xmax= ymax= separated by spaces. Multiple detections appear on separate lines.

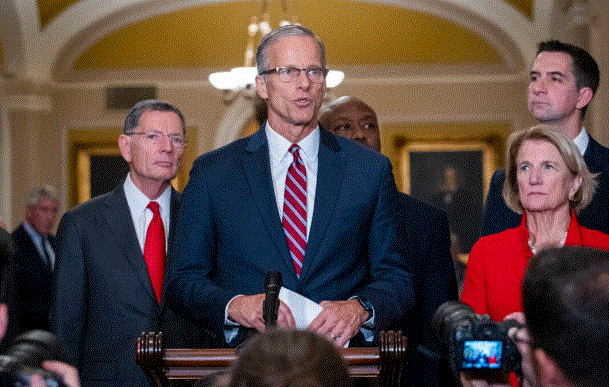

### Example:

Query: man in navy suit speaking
xmin=169 ymin=25 xmax=414 ymax=348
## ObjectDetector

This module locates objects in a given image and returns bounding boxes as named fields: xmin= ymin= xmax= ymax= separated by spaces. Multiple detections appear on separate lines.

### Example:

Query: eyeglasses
xmin=259 ymin=66 xmax=328 ymax=83
xmin=128 ymin=131 xmax=187 ymax=148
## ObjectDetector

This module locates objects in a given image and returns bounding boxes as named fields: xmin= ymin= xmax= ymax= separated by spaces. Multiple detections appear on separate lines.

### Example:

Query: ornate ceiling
xmin=1 ymin=0 xmax=544 ymax=84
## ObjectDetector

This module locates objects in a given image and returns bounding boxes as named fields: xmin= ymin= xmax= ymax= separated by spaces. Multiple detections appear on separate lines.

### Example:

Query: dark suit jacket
xmin=393 ymin=193 xmax=458 ymax=387
xmin=168 ymin=127 xmax=414 ymax=346
xmin=481 ymin=136 xmax=609 ymax=237
xmin=51 ymin=184 xmax=205 ymax=387
xmin=2 ymin=224 xmax=55 ymax=349
xmin=0 ymin=226 xmax=14 ymax=282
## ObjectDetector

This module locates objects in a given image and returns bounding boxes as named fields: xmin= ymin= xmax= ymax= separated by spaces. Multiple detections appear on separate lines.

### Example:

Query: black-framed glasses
xmin=259 ymin=66 xmax=328 ymax=83
xmin=128 ymin=131 xmax=187 ymax=148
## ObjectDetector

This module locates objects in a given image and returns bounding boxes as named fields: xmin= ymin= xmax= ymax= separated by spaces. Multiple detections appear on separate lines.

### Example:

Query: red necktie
xmin=282 ymin=144 xmax=307 ymax=277
xmin=144 ymin=201 xmax=165 ymax=303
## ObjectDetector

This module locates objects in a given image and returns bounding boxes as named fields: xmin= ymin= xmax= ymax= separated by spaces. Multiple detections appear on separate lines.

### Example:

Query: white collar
xmin=265 ymin=122 xmax=320 ymax=164
xmin=123 ymin=173 xmax=172 ymax=217
xmin=572 ymin=127 xmax=589 ymax=155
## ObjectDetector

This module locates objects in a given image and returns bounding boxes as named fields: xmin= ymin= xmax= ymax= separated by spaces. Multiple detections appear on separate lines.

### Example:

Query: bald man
xmin=320 ymin=96 xmax=458 ymax=387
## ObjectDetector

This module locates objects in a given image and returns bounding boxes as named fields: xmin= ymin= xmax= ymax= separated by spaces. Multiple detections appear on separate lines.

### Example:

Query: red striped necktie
xmin=144 ymin=201 xmax=165 ymax=303
xmin=282 ymin=144 xmax=307 ymax=277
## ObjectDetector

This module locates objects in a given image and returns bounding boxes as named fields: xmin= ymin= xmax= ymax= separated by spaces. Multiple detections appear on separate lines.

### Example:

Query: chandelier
xmin=208 ymin=0 xmax=344 ymax=91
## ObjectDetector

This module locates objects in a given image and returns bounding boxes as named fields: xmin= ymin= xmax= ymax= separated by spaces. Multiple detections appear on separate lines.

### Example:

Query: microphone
xmin=263 ymin=270 xmax=282 ymax=328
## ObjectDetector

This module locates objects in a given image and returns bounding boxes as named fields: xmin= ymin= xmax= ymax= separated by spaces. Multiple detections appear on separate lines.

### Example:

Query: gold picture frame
xmin=76 ymin=145 xmax=125 ymax=205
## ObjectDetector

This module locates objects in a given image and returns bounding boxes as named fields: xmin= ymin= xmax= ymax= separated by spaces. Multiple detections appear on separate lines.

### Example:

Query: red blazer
xmin=462 ymin=209 xmax=609 ymax=321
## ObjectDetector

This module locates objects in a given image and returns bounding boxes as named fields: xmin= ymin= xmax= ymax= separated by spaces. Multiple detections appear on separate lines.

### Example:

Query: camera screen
xmin=461 ymin=340 xmax=503 ymax=370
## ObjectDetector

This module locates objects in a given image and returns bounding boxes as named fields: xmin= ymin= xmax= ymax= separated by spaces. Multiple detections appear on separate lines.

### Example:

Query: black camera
xmin=0 ymin=330 xmax=68 ymax=387
xmin=432 ymin=301 xmax=521 ymax=379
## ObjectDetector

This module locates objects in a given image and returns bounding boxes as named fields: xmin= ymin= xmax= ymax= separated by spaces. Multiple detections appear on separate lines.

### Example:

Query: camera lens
xmin=432 ymin=300 xmax=477 ymax=348
xmin=0 ymin=330 xmax=65 ymax=387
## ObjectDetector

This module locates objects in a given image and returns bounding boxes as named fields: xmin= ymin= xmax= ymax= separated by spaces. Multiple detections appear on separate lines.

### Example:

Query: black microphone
xmin=263 ymin=270 xmax=282 ymax=328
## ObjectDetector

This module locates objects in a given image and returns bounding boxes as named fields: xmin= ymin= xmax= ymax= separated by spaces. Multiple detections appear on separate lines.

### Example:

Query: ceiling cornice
xmin=3 ymin=0 xmax=550 ymax=82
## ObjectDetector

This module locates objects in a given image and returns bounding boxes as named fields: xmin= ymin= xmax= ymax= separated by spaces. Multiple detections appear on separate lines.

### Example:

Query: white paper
xmin=278 ymin=287 xmax=350 ymax=347
xmin=278 ymin=286 xmax=323 ymax=329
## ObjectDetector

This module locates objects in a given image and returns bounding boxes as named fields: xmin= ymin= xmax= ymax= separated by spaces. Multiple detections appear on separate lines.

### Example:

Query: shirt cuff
xmin=224 ymin=295 xmax=242 ymax=344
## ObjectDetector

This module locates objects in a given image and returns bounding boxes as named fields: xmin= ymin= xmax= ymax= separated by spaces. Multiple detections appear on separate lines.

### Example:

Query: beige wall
xmin=4 ymin=1 xmax=608 ymax=229
xmin=590 ymin=0 xmax=609 ymax=147
xmin=4 ymin=72 xmax=533 ymax=229
xmin=9 ymin=102 xmax=63 ymax=230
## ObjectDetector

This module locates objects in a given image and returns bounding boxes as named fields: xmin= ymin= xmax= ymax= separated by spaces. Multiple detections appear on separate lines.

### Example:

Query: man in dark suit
xmin=319 ymin=95 xmax=458 ymax=387
xmin=169 ymin=25 xmax=414 ymax=349
xmin=52 ymin=100 xmax=204 ymax=387
xmin=0 ymin=216 xmax=14 ymax=304
xmin=0 ymin=224 xmax=13 ymax=281
xmin=481 ymin=40 xmax=609 ymax=237
xmin=3 ymin=186 xmax=59 ymax=350
xmin=1 ymin=216 xmax=82 ymax=387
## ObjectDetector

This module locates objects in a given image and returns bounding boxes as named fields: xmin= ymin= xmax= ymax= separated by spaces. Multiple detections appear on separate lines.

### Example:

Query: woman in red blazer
xmin=461 ymin=125 xmax=609 ymax=387
xmin=462 ymin=124 xmax=609 ymax=321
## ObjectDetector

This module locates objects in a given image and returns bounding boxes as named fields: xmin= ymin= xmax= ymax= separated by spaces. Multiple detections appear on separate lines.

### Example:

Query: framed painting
xmin=76 ymin=146 xmax=129 ymax=204
xmin=401 ymin=142 xmax=496 ymax=254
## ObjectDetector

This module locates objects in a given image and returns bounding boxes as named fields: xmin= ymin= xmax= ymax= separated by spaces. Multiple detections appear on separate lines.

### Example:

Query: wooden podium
xmin=136 ymin=330 xmax=407 ymax=387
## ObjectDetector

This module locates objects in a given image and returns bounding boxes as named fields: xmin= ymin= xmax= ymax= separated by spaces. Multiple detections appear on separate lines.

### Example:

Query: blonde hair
xmin=502 ymin=124 xmax=597 ymax=214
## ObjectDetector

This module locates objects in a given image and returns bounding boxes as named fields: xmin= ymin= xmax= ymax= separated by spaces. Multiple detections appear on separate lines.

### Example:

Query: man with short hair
xmin=520 ymin=246 xmax=609 ymax=387
xmin=52 ymin=100 xmax=204 ymax=387
xmin=319 ymin=96 xmax=458 ymax=387
xmin=4 ymin=186 xmax=59 ymax=348
xmin=481 ymin=40 xmax=609 ymax=236
xmin=169 ymin=26 xmax=414 ymax=349
xmin=319 ymin=96 xmax=381 ymax=150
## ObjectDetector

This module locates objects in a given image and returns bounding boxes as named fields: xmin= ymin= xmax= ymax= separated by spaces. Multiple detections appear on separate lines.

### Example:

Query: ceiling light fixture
xmin=208 ymin=0 xmax=344 ymax=92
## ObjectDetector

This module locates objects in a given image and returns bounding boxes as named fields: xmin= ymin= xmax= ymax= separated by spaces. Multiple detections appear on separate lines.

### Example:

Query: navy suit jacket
xmin=0 ymin=226 xmax=13 ymax=284
xmin=393 ymin=193 xmax=458 ymax=387
xmin=481 ymin=136 xmax=609 ymax=237
xmin=2 ymin=224 xmax=56 ymax=350
xmin=169 ymin=126 xmax=414 ymax=345
xmin=52 ymin=184 xmax=205 ymax=387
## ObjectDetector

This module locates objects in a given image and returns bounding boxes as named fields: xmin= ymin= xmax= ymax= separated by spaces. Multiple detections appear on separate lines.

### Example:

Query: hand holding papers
xmin=278 ymin=287 xmax=322 ymax=329
xmin=279 ymin=287 xmax=350 ymax=347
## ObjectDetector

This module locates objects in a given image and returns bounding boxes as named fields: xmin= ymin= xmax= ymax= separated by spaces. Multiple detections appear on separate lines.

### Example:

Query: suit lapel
xmin=300 ymin=129 xmax=344 ymax=279
xmin=18 ymin=225 xmax=53 ymax=274
xmin=584 ymin=137 xmax=599 ymax=173
xmin=160 ymin=188 xmax=180 ymax=307
xmin=244 ymin=128 xmax=292 ymax=268
xmin=584 ymin=137 xmax=604 ymax=173
xmin=102 ymin=185 xmax=158 ymax=304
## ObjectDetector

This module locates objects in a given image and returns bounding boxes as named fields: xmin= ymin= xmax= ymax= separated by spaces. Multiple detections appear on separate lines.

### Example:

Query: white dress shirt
xmin=123 ymin=173 xmax=171 ymax=253
xmin=573 ymin=127 xmax=590 ymax=156
xmin=265 ymin=123 xmax=319 ymax=237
